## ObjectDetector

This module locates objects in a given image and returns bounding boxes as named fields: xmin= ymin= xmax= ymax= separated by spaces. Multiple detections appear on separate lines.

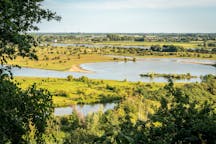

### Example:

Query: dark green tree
xmin=0 ymin=0 xmax=60 ymax=67
xmin=0 ymin=0 xmax=60 ymax=143
xmin=0 ymin=78 xmax=53 ymax=143
xmin=150 ymin=45 xmax=162 ymax=52
xmin=144 ymin=81 xmax=216 ymax=144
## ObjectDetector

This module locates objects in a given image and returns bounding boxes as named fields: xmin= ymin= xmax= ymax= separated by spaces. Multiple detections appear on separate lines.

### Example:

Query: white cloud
xmin=73 ymin=0 xmax=216 ymax=10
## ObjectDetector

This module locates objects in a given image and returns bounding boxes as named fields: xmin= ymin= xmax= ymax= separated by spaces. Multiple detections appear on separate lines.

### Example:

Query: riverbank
xmin=8 ymin=54 xmax=113 ymax=71
xmin=7 ymin=45 xmax=216 ymax=72
xmin=109 ymin=55 xmax=216 ymax=62
xmin=177 ymin=59 xmax=216 ymax=66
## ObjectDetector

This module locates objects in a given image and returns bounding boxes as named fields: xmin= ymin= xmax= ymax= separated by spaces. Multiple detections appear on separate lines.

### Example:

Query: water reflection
xmin=54 ymin=103 xmax=116 ymax=116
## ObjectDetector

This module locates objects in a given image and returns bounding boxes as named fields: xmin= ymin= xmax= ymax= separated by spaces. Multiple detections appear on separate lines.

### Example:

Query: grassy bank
xmin=15 ymin=76 xmax=171 ymax=107
xmin=9 ymin=53 xmax=113 ymax=71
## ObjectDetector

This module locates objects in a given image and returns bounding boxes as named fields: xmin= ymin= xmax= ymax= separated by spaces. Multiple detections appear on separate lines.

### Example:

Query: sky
xmin=37 ymin=0 xmax=216 ymax=33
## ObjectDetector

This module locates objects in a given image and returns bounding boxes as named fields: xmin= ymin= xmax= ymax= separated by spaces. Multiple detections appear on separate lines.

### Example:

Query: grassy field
xmin=8 ymin=46 xmax=114 ymax=71
xmin=14 ymin=76 xmax=215 ymax=108
xmin=14 ymin=76 xmax=174 ymax=107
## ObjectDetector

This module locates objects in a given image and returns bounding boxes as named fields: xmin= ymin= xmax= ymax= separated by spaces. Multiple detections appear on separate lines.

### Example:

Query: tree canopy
xmin=0 ymin=0 xmax=60 ymax=143
xmin=0 ymin=0 xmax=60 ymax=67
xmin=0 ymin=78 xmax=53 ymax=143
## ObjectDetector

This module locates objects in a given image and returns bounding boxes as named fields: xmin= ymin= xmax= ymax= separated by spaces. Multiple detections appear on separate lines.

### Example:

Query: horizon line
xmin=30 ymin=32 xmax=216 ymax=34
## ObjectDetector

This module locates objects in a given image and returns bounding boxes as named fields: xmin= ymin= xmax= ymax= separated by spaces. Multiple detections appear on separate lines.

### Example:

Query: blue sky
xmin=38 ymin=0 xmax=216 ymax=33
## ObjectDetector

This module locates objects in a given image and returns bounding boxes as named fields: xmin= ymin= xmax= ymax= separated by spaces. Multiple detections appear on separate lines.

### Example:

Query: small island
xmin=140 ymin=72 xmax=198 ymax=80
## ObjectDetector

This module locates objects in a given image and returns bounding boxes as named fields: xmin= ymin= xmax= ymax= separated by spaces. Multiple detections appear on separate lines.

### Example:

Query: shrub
xmin=67 ymin=75 xmax=74 ymax=81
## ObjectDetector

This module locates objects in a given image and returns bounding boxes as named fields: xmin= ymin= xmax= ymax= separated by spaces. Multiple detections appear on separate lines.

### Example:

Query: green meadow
xmin=15 ymin=76 xmax=166 ymax=107
xmin=14 ymin=76 xmax=215 ymax=108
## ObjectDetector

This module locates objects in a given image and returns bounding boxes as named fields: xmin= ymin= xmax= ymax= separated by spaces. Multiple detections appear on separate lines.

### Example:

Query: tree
xmin=150 ymin=45 xmax=162 ymax=52
xmin=0 ymin=0 xmax=60 ymax=143
xmin=144 ymin=81 xmax=216 ymax=144
xmin=0 ymin=78 xmax=53 ymax=143
xmin=0 ymin=0 xmax=60 ymax=68
xmin=67 ymin=75 xmax=74 ymax=81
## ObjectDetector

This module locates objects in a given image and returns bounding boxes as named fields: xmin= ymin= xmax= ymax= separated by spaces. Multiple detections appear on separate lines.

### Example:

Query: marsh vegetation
xmin=140 ymin=73 xmax=198 ymax=80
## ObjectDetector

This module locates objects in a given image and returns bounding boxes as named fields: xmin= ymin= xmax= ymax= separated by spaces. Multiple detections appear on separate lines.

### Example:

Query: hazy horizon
xmin=37 ymin=0 xmax=216 ymax=33
xmin=31 ymin=32 xmax=216 ymax=34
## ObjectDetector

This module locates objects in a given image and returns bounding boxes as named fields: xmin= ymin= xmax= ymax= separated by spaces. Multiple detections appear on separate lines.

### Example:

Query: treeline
xmin=34 ymin=33 xmax=216 ymax=43
xmin=38 ymin=45 xmax=216 ymax=58
xmin=150 ymin=44 xmax=216 ymax=53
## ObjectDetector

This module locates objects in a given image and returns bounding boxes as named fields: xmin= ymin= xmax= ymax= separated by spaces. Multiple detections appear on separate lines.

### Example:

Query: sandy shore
xmin=69 ymin=65 xmax=94 ymax=73
xmin=178 ymin=60 xmax=216 ymax=66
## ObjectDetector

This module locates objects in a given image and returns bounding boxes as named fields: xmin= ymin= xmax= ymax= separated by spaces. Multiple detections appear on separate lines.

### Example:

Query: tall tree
xmin=0 ymin=0 xmax=60 ymax=71
xmin=0 ymin=0 xmax=60 ymax=143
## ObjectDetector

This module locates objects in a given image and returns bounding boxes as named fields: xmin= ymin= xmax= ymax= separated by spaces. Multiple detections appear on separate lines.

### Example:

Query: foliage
xmin=0 ymin=77 xmax=53 ymax=143
xmin=162 ymin=45 xmax=185 ymax=52
xmin=0 ymin=0 xmax=59 ymax=143
xmin=0 ymin=0 xmax=60 ymax=66
xmin=67 ymin=75 xmax=74 ymax=81
xmin=144 ymin=80 xmax=216 ymax=144
xmin=9 ymin=75 xmax=214 ymax=143
xmin=140 ymin=72 xmax=198 ymax=80
xmin=56 ymin=78 xmax=216 ymax=144
xmin=15 ymin=77 xmax=164 ymax=107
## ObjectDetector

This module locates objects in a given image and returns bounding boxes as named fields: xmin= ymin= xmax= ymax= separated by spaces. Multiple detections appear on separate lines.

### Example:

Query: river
xmin=54 ymin=103 xmax=116 ymax=116
xmin=12 ymin=58 xmax=215 ymax=116
xmin=12 ymin=58 xmax=215 ymax=82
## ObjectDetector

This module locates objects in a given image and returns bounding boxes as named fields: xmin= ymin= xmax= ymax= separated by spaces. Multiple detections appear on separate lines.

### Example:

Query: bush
xmin=55 ymin=90 xmax=70 ymax=97
xmin=78 ymin=76 xmax=89 ymax=83
xmin=67 ymin=75 xmax=74 ymax=81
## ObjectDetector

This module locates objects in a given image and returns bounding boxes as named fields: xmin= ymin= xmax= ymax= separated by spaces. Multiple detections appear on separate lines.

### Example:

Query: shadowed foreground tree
xmin=140 ymin=79 xmax=216 ymax=144
xmin=0 ymin=0 xmax=60 ymax=67
xmin=0 ymin=77 xmax=53 ymax=143
xmin=96 ymin=79 xmax=216 ymax=144
xmin=0 ymin=0 xmax=60 ymax=143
